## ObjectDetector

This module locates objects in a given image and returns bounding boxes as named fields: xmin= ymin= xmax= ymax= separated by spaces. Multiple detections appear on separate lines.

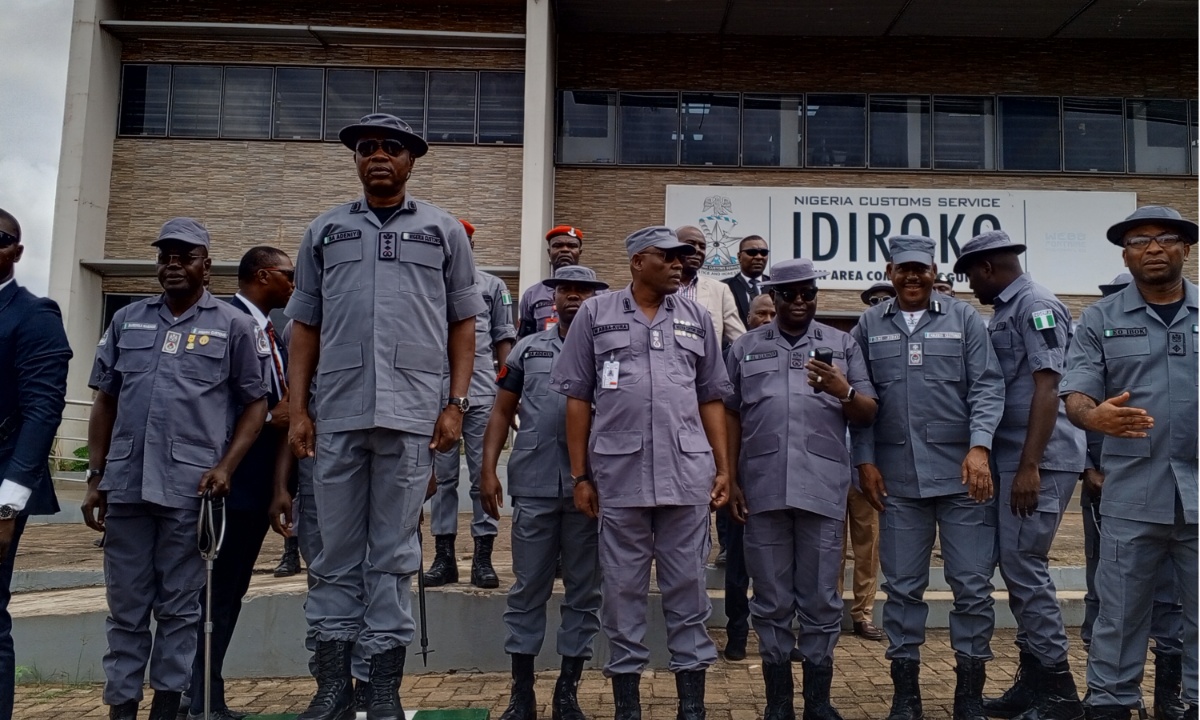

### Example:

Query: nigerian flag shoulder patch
xmin=1031 ymin=309 xmax=1056 ymax=331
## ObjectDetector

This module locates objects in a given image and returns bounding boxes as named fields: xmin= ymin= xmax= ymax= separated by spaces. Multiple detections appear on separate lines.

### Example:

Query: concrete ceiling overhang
xmin=100 ymin=20 xmax=526 ymax=50
xmin=554 ymin=0 xmax=1198 ymax=38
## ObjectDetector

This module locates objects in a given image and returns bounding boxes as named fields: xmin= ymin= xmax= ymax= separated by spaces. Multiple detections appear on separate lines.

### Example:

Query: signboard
xmin=665 ymin=186 xmax=1138 ymax=295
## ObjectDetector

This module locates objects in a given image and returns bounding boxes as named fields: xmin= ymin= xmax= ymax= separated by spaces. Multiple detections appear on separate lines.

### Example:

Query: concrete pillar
xmin=49 ymin=0 xmax=122 ymax=409
xmin=518 ymin=0 xmax=556 ymax=295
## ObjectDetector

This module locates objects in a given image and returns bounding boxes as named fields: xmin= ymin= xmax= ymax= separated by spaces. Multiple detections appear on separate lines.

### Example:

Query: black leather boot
xmin=423 ymin=534 xmax=458 ymax=586
xmin=110 ymin=700 xmax=139 ymax=720
xmin=366 ymin=645 xmax=406 ymax=720
xmin=985 ymin=651 xmax=1040 ymax=719
xmin=354 ymin=679 xmax=371 ymax=712
xmin=148 ymin=691 xmax=182 ymax=720
xmin=886 ymin=659 xmax=925 ymax=720
xmin=675 ymin=669 xmax=706 ymax=720
xmin=955 ymin=658 xmax=988 ymax=720
xmin=613 ymin=673 xmax=642 ymax=720
xmin=274 ymin=535 xmax=302 ymax=577
xmin=471 ymin=535 xmax=499 ymax=588
xmin=1182 ymin=706 xmax=1196 ymax=720
xmin=1013 ymin=661 xmax=1083 ymax=720
xmin=1085 ymin=706 xmax=1131 ymax=720
xmin=763 ymin=662 xmax=796 ymax=720
xmin=499 ymin=653 xmax=537 ymax=720
xmin=298 ymin=639 xmax=354 ymax=720
xmin=802 ymin=659 xmax=844 ymax=720
xmin=1155 ymin=654 xmax=1186 ymax=720
xmin=552 ymin=656 xmax=587 ymax=720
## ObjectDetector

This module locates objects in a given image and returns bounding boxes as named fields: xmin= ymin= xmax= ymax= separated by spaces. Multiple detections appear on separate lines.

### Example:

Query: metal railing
xmin=49 ymin=399 xmax=93 ymax=484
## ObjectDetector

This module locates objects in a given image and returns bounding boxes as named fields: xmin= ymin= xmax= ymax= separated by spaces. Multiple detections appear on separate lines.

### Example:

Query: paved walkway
xmin=15 ymin=628 xmax=1161 ymax=719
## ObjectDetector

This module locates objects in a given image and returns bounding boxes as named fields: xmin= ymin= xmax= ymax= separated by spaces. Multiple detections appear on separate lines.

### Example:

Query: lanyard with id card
xmin=602 ymin=358 xmax=620 ymax=389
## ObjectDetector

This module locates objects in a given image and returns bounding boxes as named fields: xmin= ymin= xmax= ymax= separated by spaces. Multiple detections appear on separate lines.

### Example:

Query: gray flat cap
xmin=542 ymin=264 xmax=610 ymax=290
xmin=953 ymin=230 xmax=1027 ymax=273
xmin=888 ymin=235 xmax=936 ymax=266
xmin=1099 ymin=272 xmax=1132 ymax=297
xmin=625 ymin=226 xmax=694 ymax=259
xmin=338 ymin=113 xmax=429 ymax=158
xmin=760 ymin=258 xmax=828 ymax=287
xmin=152 ymin=217 xmax=210 ymax=249
xmin=1106 ymin=205 xmax=1198 ymax=246
xmin=860 ymin=281 xmax=896 ymax=305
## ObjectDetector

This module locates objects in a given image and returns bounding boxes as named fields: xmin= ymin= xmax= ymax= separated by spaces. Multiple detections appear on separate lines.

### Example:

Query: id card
xmin=602 ymin=361 xmax=620 ymax=389
xmin=908 ymin=343 xmax=923 ymax=366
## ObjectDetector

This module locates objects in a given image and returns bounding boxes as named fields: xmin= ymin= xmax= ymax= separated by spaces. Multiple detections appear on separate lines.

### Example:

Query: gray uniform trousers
xmin=744 ymin=509 xmax=844 ymax=666
xmin=102 ymin=502 xmax=204 ymax=705
xmin=504 ymin=496 xmax=601 ymax=657
xmin=598 ymin=504 xmax=716 ymax=676
xmin=996 ymin=469 xmax=1077 ymax=665
xmin=1085 ymin=515 xmax=1199 ymax=708
xmin=879 ymin=493 xmax=998 ymax=661
xmin=431 ymin=402 xmax=498 ymax=538
xmin=306 ymin=429 xmax=428 ymax=657
xmin=296 ymin=456 xmax=369 ymax=680
xmin=1081 ymin=493 xmax=1183 ymax=655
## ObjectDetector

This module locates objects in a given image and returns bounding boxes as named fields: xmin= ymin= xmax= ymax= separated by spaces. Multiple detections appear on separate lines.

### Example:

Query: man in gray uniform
xmin=517 ymin=225 xmax=585 ymax=337
xmin=1061 ymin=205 xmax=1198 ymax=720
xmin=552 ymin=226 xmax=733 ymax=720
xmin=725 ymin=259 xmax=878 ymax=720
xmin=426 ymin=219 xmax=516 ymax=589
xmin=851 ymin=234 xmax=1005 ymax=720
xmin=480 ymin=265 xmax=607 ymax=720
xmin=954 ymin=231 xmax=1087 ymax=720
xmin=286 ymin=113 xmax=485 ymax=720
xmin=1078 ymin=272 xmax=1186 ymax=720
xmin=82 ymin=218 xmax=269 ymax=720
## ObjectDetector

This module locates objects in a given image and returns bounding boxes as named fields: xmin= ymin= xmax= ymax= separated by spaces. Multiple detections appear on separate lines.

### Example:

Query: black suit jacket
xmin=226 ymin=296 xmax=286 ymax=513
xmin=722 ymin=273 xmax=768 ymax=326
xmin=0 ymin=282 xmax=72 ymax=516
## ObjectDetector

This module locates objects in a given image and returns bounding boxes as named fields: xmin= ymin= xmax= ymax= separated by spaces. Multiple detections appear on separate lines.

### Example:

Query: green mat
xmin=247 ymin=710 xmax=490 ymax=720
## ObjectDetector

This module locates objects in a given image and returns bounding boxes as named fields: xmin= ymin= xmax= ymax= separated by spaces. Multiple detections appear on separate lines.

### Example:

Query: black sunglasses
xmin=263 ymin=267 xmax=295 ymax=282
xmin=741 ymin=248 xmax=769 ymax=257
xmin=868 ymin=295 xmax=890 ymax=306
xmin=0 ymin=230 xmax=18 ymax=247
xmin=642 ymin=247 xmax=693 ymax=263
xmin=156 ymin=251 xmax=206 ymax=266
xmin=774 ymin=287 xmax=819 ymax=304
xmin=355 ymin=139 xmax=407 ymax=158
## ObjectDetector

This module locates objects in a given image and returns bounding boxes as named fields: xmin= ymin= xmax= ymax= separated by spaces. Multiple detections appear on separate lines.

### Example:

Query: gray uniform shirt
xmin=725 ymin=321 xmax=876 ymax=520
xmin=987 ymin=274 xmax=1086 ymax=473
xmin=452 ymin=270 xmax=516 ymax=403
xmin=89 ymin=291 xmax=269 ymax=509
xmin=851 ymin=297 xmax=1005 ymax=498
xmin=1060 ymin=280 xmax=1198 ymax=524
xmin=551 ymin=286 xmax=733 ymax=508
xmin=285 ymin=195 xmax=487 ymax=435
xmin=497 ymin=328 xmax=570 ymax=498
xmin=518 ymin=282 xmax=557 ymax=338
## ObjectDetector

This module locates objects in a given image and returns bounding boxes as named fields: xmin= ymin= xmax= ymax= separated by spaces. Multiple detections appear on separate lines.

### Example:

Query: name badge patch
xmin=869 ymin=334 xmax=901 ymax=344
xmin=400 ymin=232 xmax=442 ymax=246
xmin=162 ymin=331 xmax=181 ymax=354
xmin=379 ymin=232 xmax=397 ymax=260
xmin=745 ymin=350 xmax=778 ymax=362
xmin=592 ymin=323 xmax=629 ymax=336
xmin=908 ymin=343 xmax=923 ymax=366
xmin=1104 ymin=328 xmax=1148 ymax=338
xmin=524 ymin=349 xmax=554 ymax=359
xmin=123 ymin=322 xmax=157 ymax=331
xmin=323 ymin=229 xmax=362 ymax=245
xmin=924 ymin=331 xmax=962 ymax=339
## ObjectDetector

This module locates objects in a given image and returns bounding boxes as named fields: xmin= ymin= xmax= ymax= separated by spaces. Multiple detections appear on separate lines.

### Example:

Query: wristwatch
xmin=447 ymin=397 xmax=470 ymax=413
xmin=571 ymin=473 xmax=592 ymax=487
xmin=85 ymin=468 xmax=104 ymax=482
xmin=0 ymin=505 xmax=18 ymax=521
xmin=839 ymin=387 xmax=857 ymax=404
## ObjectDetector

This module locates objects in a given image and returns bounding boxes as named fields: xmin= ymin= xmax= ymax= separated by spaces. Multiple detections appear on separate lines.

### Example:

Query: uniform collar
xmin=765 ymin=319 xmax=822 ymax=347
xmin=618 ymin=284 xmax=676 ymax=315
xmin=149 ymin=289 xmax=217 ymax=324
xmin=1121 ymin=278 xmax=1199 ymax=319
xmin=883 ymin=297 xmax=943 ymax=315
xmin=353 ymin=194 xmax=419 ymax=229
xmin=994 ymin=273 xmax=1032 ymax=307
xmin=234 ymin=292 xmax=270 ymax=330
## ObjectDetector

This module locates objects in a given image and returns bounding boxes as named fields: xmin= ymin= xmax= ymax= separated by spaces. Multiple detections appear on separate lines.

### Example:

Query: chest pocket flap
xmin=114 ymin=330 xmax=157 ymax=373
xmin=324 ymin=238 xmax=363 ymax=267
xmin=179 ymin=336 xmax=229 ymax=382
xmin=401 ymin=237 xmax=444 ymax=269
xmin=742 ymin=355 xmax=777 ymax=377
xmin=1104 ymin=335 xmax=1151 ymax=359
xmin=990 ymin=330 xmax=1013 ymax=349
xmin=593 ymin=330 xmax=631 ymax=356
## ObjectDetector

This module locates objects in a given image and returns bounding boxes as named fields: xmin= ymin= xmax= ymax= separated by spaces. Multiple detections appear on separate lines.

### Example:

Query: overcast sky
xmin=1 ymin=1 xmax=73 ymax=296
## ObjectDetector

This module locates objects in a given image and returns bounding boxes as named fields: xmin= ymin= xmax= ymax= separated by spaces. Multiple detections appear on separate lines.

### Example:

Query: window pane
xmin=869 ymin=95 xmax=929 ymax=169
xmin=478 ymin=72 xmax=524 ymax=144
xmin=377 ymin=70 xmax=426 ymax=137
xmin=619 ymin=92 xmax=679 ymax=165
xmin=427 ymin=71 xmax=477 ymax=143
xmin=168 ymin=65 xmax=222 ymax=138
xmin=679 ymin=93 xmax=739 ymax=166
xmin=119 ymin=64 xmax=170 ymax=136
xmin=221 ymin=67 xmax=272 ymax=139
xmin=558 ymin=91 xmax=617 ymax=164
xmin=1126 ymin=99 xmax=1189 ymax=174
xmin=934 ymin=96 xmax=996 ymax=170
xmin=1063 ymin=98 xmax=1124 ymax=173
xmin=324 ymin=69 xmax=375 ymax=141
xmin=274 ymin=67 xmax=323 ymax=140
xmin=806 ymin=94 xmax=865 ymax=168
xmin=998 ymin=97 xmax=1060 ymax=171
xmin=741 ymin=94 xmax=802 ymax=167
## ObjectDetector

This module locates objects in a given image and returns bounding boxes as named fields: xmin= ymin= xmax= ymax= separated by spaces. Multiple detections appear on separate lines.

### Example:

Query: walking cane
xmin=417 ymin=527 xmax=432 ymax=666
xmin=197 ymin=490 xmax=227 ymax=720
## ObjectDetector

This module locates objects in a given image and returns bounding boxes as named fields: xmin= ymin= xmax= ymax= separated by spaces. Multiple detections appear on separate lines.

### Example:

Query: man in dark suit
xmin=0 ymin=208 xmax=72 ymax=720
xmin=185 ymin=246 xmax=294 ymax=720
xmin=722 ymin=235 xmax=771 ymax=325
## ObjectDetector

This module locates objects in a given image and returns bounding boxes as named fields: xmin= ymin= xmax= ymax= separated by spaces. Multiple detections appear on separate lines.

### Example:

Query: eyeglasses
xmin=156 ymin=251 xmax=206 ymax=266
xmin=263 ymin=267 xmax=295 ymax=282
xmin=355 ymin=139 xmax=407 ymax=158
xmin=774 ymin=287 xmax=819 ymax=304
xmin=1124 ymin=234 xmax=1184 ymax=249
xmin=0 ymin=230 xmax=18 ymax=247
xmin=741 ymin=248 xmax=769 ymax=257
xmin=642 ymin=247 xmax=693 ymax=263
xmin=868 ymin=295 xmax=890 ymax=305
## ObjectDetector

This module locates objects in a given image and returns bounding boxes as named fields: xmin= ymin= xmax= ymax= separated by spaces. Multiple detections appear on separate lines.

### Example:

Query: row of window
xmin=118 ymin=64 xmax=525 ymax=144
xmin=558 ymin=92 xmax=1199 ymax=175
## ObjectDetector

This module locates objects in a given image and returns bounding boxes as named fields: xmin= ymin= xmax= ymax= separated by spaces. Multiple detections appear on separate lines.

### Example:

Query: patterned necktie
xmin=266 ymin=321 xmax=287 ymax=395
